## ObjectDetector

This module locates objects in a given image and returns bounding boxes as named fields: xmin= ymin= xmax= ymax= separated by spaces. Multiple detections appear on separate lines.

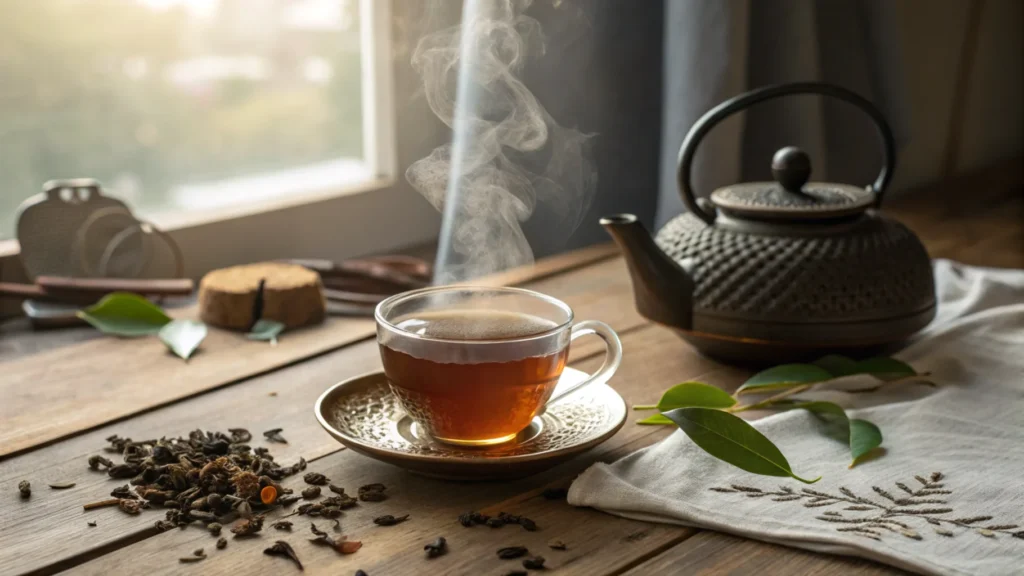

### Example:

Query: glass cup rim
xmin=374 ymin=285 xmax=575 ymax=345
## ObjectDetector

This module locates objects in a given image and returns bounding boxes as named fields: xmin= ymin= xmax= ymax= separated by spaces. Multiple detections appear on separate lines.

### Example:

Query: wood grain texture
xmin=621 ymin=530 xmax=906 ymax=576
xmin=0 ymin=245 xmax=620 ymax=458
xmin=0 ymin=256 xmax=670 ymax=576
xmin=56 ymin=323 xmax=724 ymax=576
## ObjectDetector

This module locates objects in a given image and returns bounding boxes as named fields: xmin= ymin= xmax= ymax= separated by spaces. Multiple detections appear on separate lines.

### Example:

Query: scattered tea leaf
xmin=273 ymin=520 xmax=294 ymax=531
xmin=657 ymin=381 xmax=738 ymax=410
xmin=735 ymin=364 xmax=833 ymax=395
xmin=158 ymin=319 xmax=207 ymax=360
xmin=373 ymin=514 xmax=409 ymax=526
xmin=636 ymin=414 xmax=676 ymax=425
xmin=88 ymin=455 xmax=114 ymax=470
xmin=424 ymin=537 xmax=447 ymax=558
xmin=248 ymin=319 xmax=286 ymax=344
xmin=497 ymin=546 xmax=529 ymax=559
xmin=216 ymin=537 xmax=227 ymax=550
xmin=522 ymin=555 xmax=546 ymax=570
xmin=811 ymin=354 xmax=859 ymax=376
xmin=849 ymin=419 xmax=883 ymax=467
xmin=264 ymin=540 xmax=303 ymax=571
xmin=304 ymin=472 xmax=329 ymax=485
xmin=18 ymin=481 xmax=30 ymax=498
xmin=87 ymin=521 xmax=97 ymax=527
xmin=791 ymin=401 xmax=883 ymax=468
xmin=850 ymin=357 xmax=917 ymax=380
xmin=358 ymin=483 xmax=387 ymax=502
xmin=77 ymin=292 xmax=172 ymax=337
xmin=663 ymin=407 xmax=819 ymax=484
xmin=548 ymin=539 xmax=567 ymax=550
xmin=264 ymin=428 xmax=288 ymax=444
xmin=302 ymin=486 xmax=321 ymax=499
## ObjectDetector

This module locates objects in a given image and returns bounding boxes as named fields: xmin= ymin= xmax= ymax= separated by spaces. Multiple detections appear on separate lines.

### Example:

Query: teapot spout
xmin=600 ymin=214 xmax=693 ymax=329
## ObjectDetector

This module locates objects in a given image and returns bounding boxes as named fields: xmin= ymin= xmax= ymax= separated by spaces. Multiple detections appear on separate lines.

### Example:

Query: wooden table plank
xmin=44 ymin=324 xmax=734 ymax=576
xmin=0 ymin=255 xmax=662 ymax=576
xmin=621 ymin=531 xmax=906 ymax=576
xmin=0 ymin=245 xmax=622 ymax=459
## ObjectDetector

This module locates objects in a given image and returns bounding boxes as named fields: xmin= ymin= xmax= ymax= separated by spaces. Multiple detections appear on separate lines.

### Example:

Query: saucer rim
xmin=313 ymin=367 xmax=627 ymax=465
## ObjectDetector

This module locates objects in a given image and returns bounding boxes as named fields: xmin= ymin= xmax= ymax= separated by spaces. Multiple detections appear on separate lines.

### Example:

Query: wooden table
xmin=1 ymin=187 xmax=1019 ymax=576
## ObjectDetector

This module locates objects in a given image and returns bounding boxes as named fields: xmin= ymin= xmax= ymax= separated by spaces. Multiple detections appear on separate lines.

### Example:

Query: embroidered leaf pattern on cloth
xmin=710 ymin=472 xmax=1024 ymax=541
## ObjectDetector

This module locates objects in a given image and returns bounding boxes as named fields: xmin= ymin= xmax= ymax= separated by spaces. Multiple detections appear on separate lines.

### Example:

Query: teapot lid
xmin=709 ymin=147 xmax=875 ymax=221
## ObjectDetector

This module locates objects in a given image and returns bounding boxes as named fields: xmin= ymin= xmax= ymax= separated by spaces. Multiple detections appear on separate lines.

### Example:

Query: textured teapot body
xmin=603 ymin=83 xmax=936 ymax=364
xmin=655 ymin=211 xmax=935 ymax=351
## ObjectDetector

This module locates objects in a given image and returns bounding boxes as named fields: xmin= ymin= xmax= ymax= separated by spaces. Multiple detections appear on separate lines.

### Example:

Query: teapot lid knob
xmin=771 ymin=146 xmax=811 ymax=193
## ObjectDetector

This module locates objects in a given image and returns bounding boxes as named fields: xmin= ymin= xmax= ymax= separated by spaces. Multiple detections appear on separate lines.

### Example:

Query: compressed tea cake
xmin=199 ymin=262 xmax=325 ymax=330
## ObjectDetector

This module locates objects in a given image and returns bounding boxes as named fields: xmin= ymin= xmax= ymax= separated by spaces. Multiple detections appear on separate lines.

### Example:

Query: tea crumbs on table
xmin=373 ymin=514 xmax=409 ymax=526
xmin=424 ymin=537 xmax=447 ymax=558
xmin=497 ymin=546 xmax=529 ymax=559
xmin=87 ymin=521 xmax=97 ymax=527
xmin=548 ymin=539 xmax=567 ymax=550
xmin=48 ymin=481 xmax=76 ymax=489
xmin=302 ymin=486 xmax=321 ymax=499
xmin=263 ymin=428 xmax=288 ymax=443
xmin=18 ymin=480 xmax=30 ymax=498
xmin=264 ymin=540 xmax=303 ymax=571
xmin=523 ymin=555 xmax=546 ymax=570
xmin=273 ymin=520 xmax=294 ymax=531
xmin=504 ymin=572 xmax=528 ymax=576
xmin=355 ymin=571 xmax=369 ymax=576
xmin=216 ymin=537 xmax=227 ymax=550
xmin=207 ymin=522 xmax=222 ymax=536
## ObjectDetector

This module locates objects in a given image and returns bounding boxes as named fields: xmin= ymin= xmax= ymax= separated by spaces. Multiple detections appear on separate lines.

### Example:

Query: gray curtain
xmin=656 ymin=0 xmax=909 ymax=228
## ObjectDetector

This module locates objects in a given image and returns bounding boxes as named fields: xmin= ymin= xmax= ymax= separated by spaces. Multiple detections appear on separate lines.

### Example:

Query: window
xmin=1 ymin=0 xmax=418 ymax=262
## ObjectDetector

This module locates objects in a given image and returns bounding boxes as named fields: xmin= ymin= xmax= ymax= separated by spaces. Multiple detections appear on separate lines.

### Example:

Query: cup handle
xmin=544 ymin=320 xmax=623 ymax=407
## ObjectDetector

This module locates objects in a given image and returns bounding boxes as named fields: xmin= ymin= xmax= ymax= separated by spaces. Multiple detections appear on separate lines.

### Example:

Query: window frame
xmin=0 ymin=0 xmax=439 ymax=283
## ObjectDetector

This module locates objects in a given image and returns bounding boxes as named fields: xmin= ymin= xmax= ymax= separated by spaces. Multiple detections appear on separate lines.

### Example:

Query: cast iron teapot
xmin=602 ymin=83 xmax=935 ymax=364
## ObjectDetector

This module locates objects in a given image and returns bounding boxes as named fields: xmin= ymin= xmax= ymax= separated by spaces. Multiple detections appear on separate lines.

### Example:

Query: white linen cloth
xmin=569 ymin=261 xmax=1024 ymax=576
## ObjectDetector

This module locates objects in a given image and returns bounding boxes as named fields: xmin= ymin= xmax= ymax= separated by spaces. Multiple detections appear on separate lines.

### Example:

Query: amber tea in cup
xmin=376 ymin=287 xmax=621 ymax=446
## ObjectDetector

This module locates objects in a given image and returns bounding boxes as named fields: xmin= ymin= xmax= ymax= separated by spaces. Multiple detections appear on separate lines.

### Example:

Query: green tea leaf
xmin=656 ymin=382 xmax=737 ymax=411
xmin=663 ymin=407 xmax=819 ymax=484
xmin=76 ymin=292 xmax=172 ymax=337
xmin=849 ymin=419 xmax=883 ymax=467
xmin=247 ymin=320 xmax=285 ymax=344
xmin=813 ymin=354 xmax=916 ymax=381
xmin=851 ymin=357 xmax=916 ymax=381
xmin=636 ymin=414 xmax=675 ymax=426
xmin=736 ymin=364 xmax=833 ymax=395
xmin=812 ymin=354 xmax=859 ymax=376
xmin=792 ymin=401 xmax=883 ymax=468
xmin=158 ymin=320 xmax=207 ymax=361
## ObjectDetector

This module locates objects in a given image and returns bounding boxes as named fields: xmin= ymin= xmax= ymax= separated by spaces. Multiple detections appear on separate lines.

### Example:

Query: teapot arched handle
xmin=677 ymin=82 xmax=897 ymax=225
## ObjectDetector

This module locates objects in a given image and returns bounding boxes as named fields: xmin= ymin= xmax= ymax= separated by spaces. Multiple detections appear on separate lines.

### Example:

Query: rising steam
xmin=406 ymin=0 xmax=596 ymax=282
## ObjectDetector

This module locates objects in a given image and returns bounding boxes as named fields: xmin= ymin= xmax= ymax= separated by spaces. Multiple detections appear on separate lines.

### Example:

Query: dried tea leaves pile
xmin=82 ymin=430 xmax=307 ymax=531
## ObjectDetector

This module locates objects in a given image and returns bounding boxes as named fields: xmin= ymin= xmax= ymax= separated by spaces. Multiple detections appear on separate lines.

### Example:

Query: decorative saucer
xmin=314 ymin=367 xmax=626 ymax=480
